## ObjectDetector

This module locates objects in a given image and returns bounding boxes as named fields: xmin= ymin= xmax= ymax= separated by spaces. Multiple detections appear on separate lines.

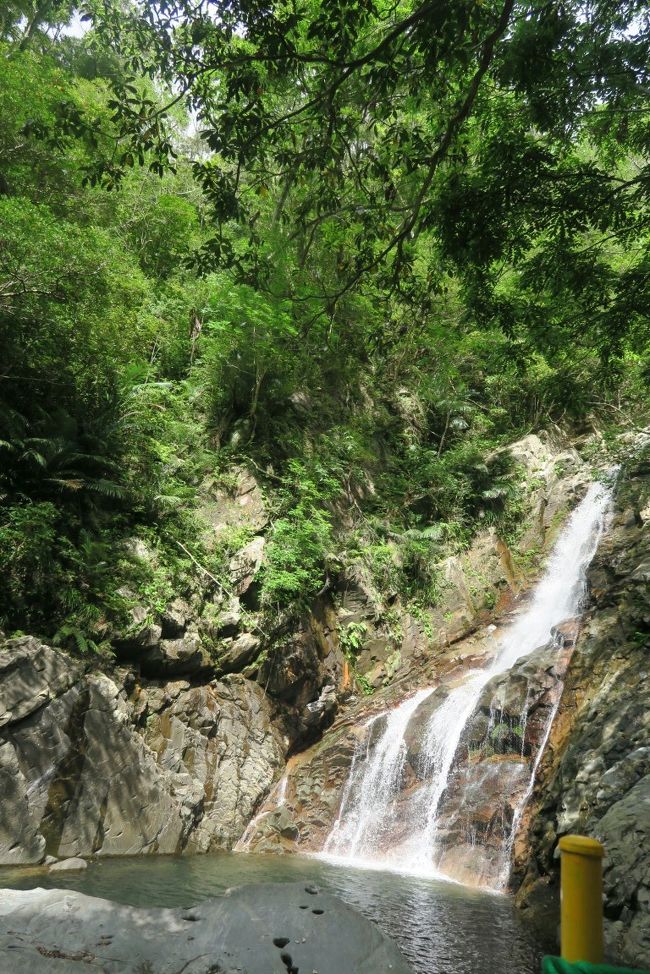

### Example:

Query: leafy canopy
xmin=88 ymin=0 xmax=650 ymax=363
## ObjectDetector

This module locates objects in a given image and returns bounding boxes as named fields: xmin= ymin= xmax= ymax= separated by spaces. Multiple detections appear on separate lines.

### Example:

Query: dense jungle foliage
xmin=0 ymin=0 xmax=648 ymax=650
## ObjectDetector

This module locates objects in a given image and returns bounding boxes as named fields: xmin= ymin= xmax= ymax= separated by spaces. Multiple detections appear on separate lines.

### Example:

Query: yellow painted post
xmin=559 ymin=834 xmax=605 ymax=964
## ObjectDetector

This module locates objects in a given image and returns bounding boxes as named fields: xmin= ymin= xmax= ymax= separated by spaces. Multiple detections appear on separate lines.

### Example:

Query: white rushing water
xmin=323 ymin=688 xmax=433 ymax=861
xmin=321 ymin=479 xmax=614 ymax=885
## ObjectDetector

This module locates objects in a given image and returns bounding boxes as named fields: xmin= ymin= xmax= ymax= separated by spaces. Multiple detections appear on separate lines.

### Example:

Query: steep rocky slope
xmin=514 ymin=446 xmax=650 ymax=967
xmin=0 ymin=433 xmax=589 ymax=865
xmin=2 ymin=436 xmax=648 ymax=960
xmin=240 ymin=443 xmax=650 ymax=966
xmin=0 ymin=642 xmax=285 ymax=861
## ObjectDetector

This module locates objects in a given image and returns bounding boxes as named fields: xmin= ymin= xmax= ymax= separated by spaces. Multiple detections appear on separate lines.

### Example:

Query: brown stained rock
xmin=257 ymin=598 xmax=344 ymax=742
xmin=551 ymin=617 xmax=581 ymax=647
xmin=242 ymin=724 xmax=361 ymax=853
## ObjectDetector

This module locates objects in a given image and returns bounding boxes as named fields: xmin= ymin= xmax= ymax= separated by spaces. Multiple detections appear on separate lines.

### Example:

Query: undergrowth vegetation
xmin=0 ymin=3 xmax=648 ymax=650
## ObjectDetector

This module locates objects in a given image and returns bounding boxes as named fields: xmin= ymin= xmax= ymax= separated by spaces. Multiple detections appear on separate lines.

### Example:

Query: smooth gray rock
xmin=48 ymin=856 xmax=87 ymax=872
xmin=0 ymin=638 xmax=78 ymax=728
xmin=1 ymin=675 xmax=187 ymax=863
xmin=0 ymin=883 xmax=414 ymax=974
xmin=0 ymin=740 xmax=45 ymax=864
xmin=218 ymin=632 xmax=261 ymax=674
xmin=0 ymin=662 xmax=285 ymax=864
xmin=141 ymin=634 xmax=212 ymax=676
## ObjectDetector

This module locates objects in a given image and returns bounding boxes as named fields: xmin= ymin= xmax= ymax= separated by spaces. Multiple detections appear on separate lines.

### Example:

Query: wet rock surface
xmin=0 ymin=883 xmax=414 ymax=974
xmin=241 ymin=618 xmax=571 ymax=869
xmin=515 ymin=449 xmax=650 ymax=968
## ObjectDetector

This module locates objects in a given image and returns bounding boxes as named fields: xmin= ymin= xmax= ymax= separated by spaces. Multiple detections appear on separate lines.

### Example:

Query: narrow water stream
xmin=0 ymin=853 xmax=552 ymax=974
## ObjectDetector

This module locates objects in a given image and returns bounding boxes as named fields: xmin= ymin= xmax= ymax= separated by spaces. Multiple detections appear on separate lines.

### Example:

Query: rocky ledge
xmin=0 ymin=882 xmax=413 ymax=974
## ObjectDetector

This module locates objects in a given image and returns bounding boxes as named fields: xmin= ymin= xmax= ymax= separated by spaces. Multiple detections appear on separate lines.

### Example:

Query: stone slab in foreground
xmin=0 ymin=881 xmax=414 ymax=974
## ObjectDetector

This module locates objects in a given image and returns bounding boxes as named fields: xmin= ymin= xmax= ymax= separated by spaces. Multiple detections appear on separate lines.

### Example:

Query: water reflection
xmin=0 ymin=852 xmax=553 ymax=974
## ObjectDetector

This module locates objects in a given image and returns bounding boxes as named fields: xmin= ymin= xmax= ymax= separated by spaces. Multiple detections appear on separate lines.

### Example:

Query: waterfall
xmin=324 ymin=688 xmax=433 ymax=861
xmin=320 ymin=480 xmax=614 ymax=886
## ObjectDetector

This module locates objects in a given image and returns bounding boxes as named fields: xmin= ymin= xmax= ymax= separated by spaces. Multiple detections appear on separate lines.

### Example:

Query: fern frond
xmin=84 ymin=479 xmax=128 ymax=499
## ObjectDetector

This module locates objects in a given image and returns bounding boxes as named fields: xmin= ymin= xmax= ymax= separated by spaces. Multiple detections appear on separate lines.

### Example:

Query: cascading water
xmin=321 ymin=479 xmax=614 ymax=887
xmin=324 ymin=688 xmax=433 ymax=861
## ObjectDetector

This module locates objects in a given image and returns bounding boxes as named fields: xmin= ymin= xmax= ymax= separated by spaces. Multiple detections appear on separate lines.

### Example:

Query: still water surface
xmin=0 ymin=852 xmax=553 ymax=974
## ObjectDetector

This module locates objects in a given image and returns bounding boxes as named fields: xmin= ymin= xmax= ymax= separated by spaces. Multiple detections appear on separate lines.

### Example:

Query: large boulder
xmin=0 ymin=637 xmax=80 ymax=728
xmin=216 ymin=631 xmax=261 ymax=674
xmin=0 ymin=884 xmax=414 ymax=974
xmin=140 ymin=634 xmax=213 ymax=677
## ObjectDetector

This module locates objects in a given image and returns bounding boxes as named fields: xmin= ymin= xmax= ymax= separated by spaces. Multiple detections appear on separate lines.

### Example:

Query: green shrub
xmin=261 ymin=506 xmax=332 ymax=609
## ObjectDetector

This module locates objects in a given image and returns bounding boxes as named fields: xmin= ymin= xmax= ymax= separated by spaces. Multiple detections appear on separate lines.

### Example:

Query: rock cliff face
xmin=336 ymin=433 xmax=589 ymax=690
xmin=239 ymin=444 xmax=650 ymax=967
xmin=514 ymin=447 xmax=650 ymax=967
xmin=0 ymin=639 xmax=285 ymax=862
xmin=236 ymin=616 xmax=576 ymax=878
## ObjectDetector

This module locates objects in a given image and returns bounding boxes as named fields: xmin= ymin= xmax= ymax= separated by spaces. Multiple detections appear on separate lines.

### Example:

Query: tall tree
xmin=85 ymin=0 xmax=650 ymax=363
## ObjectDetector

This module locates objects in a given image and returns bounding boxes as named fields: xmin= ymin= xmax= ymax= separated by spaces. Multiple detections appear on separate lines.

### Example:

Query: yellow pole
xmin=559 ymin=834 xmax=605 ymax=963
